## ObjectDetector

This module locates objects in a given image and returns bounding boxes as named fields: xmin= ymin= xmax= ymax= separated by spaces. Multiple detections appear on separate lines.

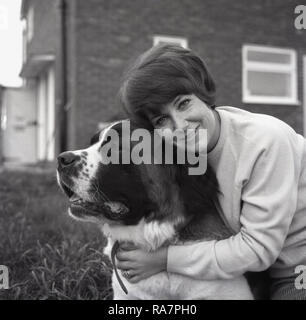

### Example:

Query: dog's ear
xmin=104 ymin=201 xmax=129 ymax=216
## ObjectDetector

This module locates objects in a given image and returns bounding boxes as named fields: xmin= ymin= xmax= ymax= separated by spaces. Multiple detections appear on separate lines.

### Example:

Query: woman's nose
xmin=172 ymin=115 xmax=189 ymax=131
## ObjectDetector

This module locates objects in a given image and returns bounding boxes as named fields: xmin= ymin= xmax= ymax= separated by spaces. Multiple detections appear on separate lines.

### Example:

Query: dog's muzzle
xmin=57 ymin=151 xmax=130 ymax=220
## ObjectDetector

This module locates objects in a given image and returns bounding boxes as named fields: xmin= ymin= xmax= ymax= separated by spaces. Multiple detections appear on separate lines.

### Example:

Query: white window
xmin=242 ymin=45 xmax=298 ymax=105
xmin=153 ymin=35 xmax=188 ymax=49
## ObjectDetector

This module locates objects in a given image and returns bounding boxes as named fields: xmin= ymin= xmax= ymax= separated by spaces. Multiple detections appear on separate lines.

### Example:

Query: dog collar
xmin=111 ymin=240 xmax=128 ymax=295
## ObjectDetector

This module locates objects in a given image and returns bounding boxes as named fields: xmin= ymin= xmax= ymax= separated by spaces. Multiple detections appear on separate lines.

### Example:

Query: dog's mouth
xmin=60 ymin=181 xmax=74 ymax=198
xmin=59 ymin=178 xmax=129 ymax=221
xmin=69 ymin=195 xmax=104 ymax=216
xmin=59 ymin=179 xmax=102 ymax=216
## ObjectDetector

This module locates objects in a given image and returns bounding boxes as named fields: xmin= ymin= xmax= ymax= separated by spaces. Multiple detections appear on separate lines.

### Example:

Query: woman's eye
xmin=154 ymin=116 xmax=168 ymax=127
xmin=178 ymin=98 xmax=191 ymax=110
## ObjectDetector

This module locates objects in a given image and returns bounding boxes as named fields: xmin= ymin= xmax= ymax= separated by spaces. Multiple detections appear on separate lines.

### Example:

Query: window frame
xmin=153 ymin=35 xmax=188 ymax=49
xmin=26 ymin=6 xmax=34 ymax=42
xmin=242 ymin=44 xmax=298 ymax=105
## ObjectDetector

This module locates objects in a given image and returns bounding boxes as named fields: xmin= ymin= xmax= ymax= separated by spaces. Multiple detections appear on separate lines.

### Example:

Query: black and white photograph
xmin=1 ymin=0 xmax=306 ymax=303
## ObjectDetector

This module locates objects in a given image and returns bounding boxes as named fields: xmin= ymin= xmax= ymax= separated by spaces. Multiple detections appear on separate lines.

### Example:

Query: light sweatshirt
xmin=167 ymin=106 xmax=306 ymax=280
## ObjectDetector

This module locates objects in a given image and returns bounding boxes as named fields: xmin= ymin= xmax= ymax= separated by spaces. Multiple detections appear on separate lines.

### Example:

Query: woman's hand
xmin=116 ymin=242 xmax=168 ymax=283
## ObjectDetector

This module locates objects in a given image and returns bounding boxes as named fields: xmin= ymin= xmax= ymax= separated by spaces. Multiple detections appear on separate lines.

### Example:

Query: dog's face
xmin=57 ymin=120 xmax=157 ymax=225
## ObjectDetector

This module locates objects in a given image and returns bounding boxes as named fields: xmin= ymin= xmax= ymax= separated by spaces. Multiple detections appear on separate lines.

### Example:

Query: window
xmin=27 ymin=6 xmax=34 ymax=42
xmin=242 ymin=45 xmax=298 ymax=105
xmin=153 ymin=35 xmax=188 ymax=49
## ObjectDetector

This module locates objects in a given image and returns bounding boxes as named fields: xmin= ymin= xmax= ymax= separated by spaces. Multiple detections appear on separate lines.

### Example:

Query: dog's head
xmin=56 ymin=120 xmax=177 ymax=226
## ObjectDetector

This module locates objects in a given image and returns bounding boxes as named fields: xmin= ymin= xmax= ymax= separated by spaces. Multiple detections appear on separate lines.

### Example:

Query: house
xmin=0 ymin=0 xmax=57 ymax=164
xmin=19 ymin=0 xmax=57 ymax=162
xmin=1 ymin=0 xmax=306 ymax=164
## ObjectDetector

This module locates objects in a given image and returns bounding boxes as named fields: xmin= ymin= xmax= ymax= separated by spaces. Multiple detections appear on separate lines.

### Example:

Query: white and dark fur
xmin=57 ymin=120 xmax=259 ymax=300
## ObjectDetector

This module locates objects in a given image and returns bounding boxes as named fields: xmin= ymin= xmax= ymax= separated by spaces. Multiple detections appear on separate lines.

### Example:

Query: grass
xmin=0 ymin=169 xmax=113 ymax=300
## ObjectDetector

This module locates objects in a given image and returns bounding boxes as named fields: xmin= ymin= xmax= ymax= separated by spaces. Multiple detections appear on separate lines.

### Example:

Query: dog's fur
xmin=57 ymin=120 xmax=255 ymax=299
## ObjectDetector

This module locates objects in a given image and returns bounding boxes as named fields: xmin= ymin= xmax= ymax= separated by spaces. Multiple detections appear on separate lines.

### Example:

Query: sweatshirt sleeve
xmin=167 ymin=128 xmax=300 ymax=280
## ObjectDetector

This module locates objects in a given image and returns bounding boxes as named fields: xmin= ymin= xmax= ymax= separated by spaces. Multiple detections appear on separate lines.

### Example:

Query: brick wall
xmin=25 ymin=0 xmax=58 ymax=57
xmin=67 ymin=0 xmax=306 ymax=149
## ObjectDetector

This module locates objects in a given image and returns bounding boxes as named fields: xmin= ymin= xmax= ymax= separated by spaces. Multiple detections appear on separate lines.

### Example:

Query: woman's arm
xmin=167 ymin=128 xmax=301 ymax=280
xmin=117 ymin=128 xmax=302 ymax=282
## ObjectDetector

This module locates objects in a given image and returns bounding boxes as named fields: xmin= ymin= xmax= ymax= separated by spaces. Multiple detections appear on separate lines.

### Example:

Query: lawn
xmin=0 ymin=168 xmax=113 ymax=300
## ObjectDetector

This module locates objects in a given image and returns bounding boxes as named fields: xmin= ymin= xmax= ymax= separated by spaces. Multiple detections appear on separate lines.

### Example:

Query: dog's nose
xmin=57 ymin=152 xmax=79 ymax=169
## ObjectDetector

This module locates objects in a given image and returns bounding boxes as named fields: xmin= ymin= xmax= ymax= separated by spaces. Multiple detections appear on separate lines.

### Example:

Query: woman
xmin=115 ymin=43 xmax=306 ymax=299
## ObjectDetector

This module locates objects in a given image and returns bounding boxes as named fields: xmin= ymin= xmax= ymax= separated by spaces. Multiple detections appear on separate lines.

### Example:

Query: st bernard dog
xmin=57 ymin=120 xmax=257 ymax=300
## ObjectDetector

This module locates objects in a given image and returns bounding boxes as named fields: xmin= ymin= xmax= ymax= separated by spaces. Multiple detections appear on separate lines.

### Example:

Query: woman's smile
xmin=149 ymin=94 xmax=220 ymax=154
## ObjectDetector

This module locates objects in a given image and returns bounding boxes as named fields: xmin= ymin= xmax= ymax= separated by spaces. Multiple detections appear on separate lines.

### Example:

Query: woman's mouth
xmin=185 ymin=125 xmax=200 ymax=141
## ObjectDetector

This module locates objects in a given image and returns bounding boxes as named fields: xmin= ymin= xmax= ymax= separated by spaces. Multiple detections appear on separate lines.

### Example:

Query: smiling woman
xmin=146 ymin=93 xmax=220 ymax=155
xmin=117 ymin=43 xmax=306 ymax=300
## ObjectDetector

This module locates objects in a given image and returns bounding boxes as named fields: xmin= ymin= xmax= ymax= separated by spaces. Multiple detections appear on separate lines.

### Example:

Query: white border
xmin=242 ymin=44 xmax=299 ymax=105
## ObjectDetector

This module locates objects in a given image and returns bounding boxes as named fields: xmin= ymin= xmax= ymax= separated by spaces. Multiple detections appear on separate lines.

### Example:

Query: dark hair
xmin=119 ymin=43 xmax=216 ymax=128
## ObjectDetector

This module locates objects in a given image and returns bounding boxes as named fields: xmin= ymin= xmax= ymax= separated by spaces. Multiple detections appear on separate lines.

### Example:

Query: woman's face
xmin=147 ymin=94 xmax=219 ymax=154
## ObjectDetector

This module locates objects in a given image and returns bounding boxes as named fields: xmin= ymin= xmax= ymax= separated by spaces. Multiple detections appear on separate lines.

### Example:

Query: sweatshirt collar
xmin=208 ymin=108 xmax=226 ymax=164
